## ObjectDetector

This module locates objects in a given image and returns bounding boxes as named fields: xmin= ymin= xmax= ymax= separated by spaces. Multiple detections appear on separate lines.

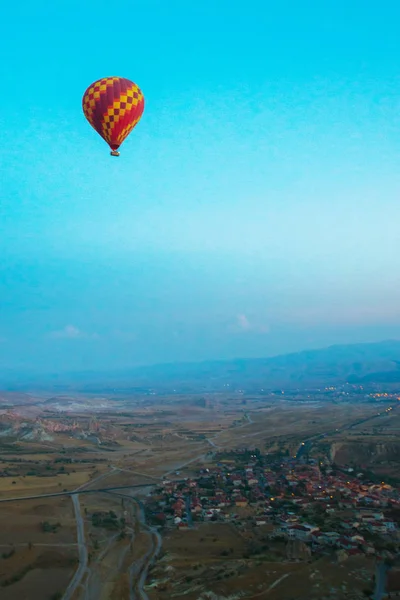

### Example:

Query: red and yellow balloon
xmin=82 ymin=76 xmax=144 ymax=156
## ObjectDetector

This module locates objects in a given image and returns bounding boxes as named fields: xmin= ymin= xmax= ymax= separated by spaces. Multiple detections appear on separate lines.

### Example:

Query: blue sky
xmin=1 ymin=0 xmax=400 ymax=372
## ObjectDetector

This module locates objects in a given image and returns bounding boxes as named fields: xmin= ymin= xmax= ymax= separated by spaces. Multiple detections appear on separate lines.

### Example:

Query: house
xmin=171 ymin=499 xmax=185 ymax=517
xmin=311 ymin=531 xmax=324 ymax=545
xmin=350 ymin=534 xmax=365 ymax=544
xmin=292 ymin=498 xmax=310 ymax=508
xmin=321 ymin=532 xmax=340 ymax=546
xmin=337 ymin=537 xmax=357 ymax=550
xmin=287 ymin=525 xmax=311 ymax=542
xmin=382 ymin=519 xmax=396 ymax=532
xmin=341 ymin=520 xmax=357 ymax=531
xmin=205 ymin=508 xmax=221 ymax=519
xmin=367 ymin=521 xmax=387 ymax=535
xmin=235 ymin=497 xmax=248 ymax=507
xmin=232 ymin=477 xmax=243 ymax=487
xmin=302 ymin=524 xmax=319 ymax=534
xmin=357 ymin=510 xmax=384 ymax=522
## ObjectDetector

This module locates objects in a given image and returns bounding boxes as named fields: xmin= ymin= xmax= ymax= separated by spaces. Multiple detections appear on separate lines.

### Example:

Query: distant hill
xmin=2 ymin=339 xmax=400 ymax=393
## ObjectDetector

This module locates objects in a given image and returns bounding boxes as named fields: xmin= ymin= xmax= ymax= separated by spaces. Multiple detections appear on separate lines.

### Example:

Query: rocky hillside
xmin=330 ymin=439 xmax=400 ymax=466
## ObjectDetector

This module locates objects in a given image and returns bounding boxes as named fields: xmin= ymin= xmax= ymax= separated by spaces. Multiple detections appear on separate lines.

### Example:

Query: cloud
xmin=237 ymin=314 xmax=251 ymax=331
xmin=49 ymin=325 xmax=99 ymax=340
xmin=234 ymin=314 xmax=270 ymax=334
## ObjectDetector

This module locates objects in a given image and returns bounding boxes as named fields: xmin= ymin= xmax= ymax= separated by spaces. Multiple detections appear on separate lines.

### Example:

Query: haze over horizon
xmin=2 ymin=1 xmax=400 ymax=373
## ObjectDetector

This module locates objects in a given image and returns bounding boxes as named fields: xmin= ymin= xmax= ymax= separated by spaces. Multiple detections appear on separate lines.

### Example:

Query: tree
xmin=384 ymin=557 xmax=395 ymax=568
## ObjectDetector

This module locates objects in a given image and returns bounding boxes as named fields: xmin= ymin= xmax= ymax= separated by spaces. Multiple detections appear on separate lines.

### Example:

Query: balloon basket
xmin=110 ymin=150 xmax=120 ymax=157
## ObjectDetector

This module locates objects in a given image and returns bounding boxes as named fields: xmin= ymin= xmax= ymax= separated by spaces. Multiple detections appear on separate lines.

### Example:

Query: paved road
xmin=74 ymin=466 xmax=119 ymax=492
xmin=206 ymin=438 xmax=218 ymax=448
xmin=62 ymin=494 xmax=88 ymax=600
xmin=373 ymin=562 xmax=389 ymax=600
xmin=0 ymin=482 xmax=157 ymax=504
xmin=162 ymin=453 xmax=208 ymax=478
xmin=0 ymin=542 xmax=78 ymax=548
xmin=295 ymin=436 xmax=320 ymax=459
xmin=294 ymin=405 xmax=398 ymax=460
xmin=116 ymin=468 xmax=160 ymax=481
xmin=161 ymin=416 xmax=255 ymax=480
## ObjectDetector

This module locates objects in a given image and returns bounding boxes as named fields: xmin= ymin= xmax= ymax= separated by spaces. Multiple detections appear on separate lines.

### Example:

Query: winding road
xmin=104 ymin=491 xmax=162 ymax=600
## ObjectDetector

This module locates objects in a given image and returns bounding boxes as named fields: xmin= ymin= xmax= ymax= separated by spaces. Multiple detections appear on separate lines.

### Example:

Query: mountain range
xmin=2 ymin=339 xmax=400 ymax=392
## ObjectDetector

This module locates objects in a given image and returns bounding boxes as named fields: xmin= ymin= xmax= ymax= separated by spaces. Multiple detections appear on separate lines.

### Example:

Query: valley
xmin=0 ymin=383 xmax=399 ymax=599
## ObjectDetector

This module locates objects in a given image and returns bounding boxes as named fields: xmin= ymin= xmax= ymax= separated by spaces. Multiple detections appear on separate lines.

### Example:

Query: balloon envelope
xmin=82 ymin=76 xmax=144 ymax=153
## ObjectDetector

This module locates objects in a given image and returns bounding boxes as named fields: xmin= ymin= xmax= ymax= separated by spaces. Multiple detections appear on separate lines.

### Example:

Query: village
xmin=145 ymin=448 xmax=400 ymax=563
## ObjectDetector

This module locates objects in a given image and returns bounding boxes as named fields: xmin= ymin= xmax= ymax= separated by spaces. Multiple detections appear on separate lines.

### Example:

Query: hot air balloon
xmin=82 ymin=77 xmax=145 ymax=156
